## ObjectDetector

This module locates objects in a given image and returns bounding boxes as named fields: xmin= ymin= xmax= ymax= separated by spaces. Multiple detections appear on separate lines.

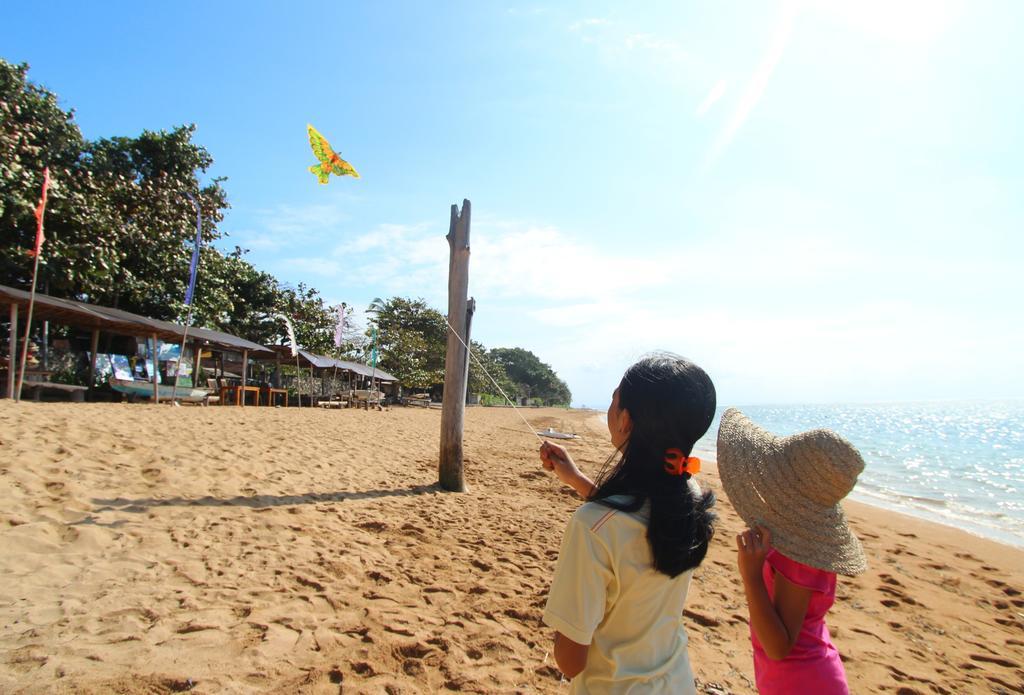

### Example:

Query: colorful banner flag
xmin=370 ymin=326 xmax=378 ymax=368
xmin=30 ymin=167 xmax=50 ymax=258
xmin=333 ymin=302 xmax=346 ymax=349
xmin=183 ymin=193 xmax=202 ymax=306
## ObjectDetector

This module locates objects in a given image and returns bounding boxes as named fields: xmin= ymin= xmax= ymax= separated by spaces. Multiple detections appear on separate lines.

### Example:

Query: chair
xmin=205 ymin=378 xmax=221 ymax=406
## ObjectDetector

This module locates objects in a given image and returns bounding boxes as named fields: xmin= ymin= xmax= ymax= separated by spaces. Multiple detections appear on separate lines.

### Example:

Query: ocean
xmin=691 ymin=400 xmax=1024 ymax=548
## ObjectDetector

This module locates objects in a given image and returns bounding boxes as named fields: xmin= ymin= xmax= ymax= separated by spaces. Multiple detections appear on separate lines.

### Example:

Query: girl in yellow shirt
xmin=539 ymin=353 xmax=717 ymax=693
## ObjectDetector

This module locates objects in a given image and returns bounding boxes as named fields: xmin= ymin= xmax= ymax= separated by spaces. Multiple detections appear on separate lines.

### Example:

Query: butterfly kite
xmin=307 ymin=124 xmax=360 ymax=184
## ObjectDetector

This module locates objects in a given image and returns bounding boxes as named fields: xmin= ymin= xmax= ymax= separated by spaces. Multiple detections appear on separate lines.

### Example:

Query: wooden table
xmin=220 ymin=385 xmax=260 ymax=406
xmin=263 ymin=387 xmax=288 ymax=407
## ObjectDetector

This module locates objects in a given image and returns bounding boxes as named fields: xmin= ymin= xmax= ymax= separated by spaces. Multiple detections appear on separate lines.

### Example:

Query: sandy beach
xmin=1 ymin=401 xmax=1022 ymax=694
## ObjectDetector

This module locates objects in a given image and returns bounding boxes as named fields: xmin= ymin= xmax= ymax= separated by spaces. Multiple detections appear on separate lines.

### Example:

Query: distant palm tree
xmin=366 ymin=297 xmax=385 ymax=319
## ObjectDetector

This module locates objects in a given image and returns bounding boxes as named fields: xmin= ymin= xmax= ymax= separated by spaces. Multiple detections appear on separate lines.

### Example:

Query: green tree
xmin=1 ymin=60 xmax=230 ymax=321
xmin=366 ymin=296 xmax=447 ymax=389
xmin=467 ymin=341 xmax=515 ymax=400
xmin=73 ymin=126 xmax=229 ymax=319
xmin=1 ymin=59 xmax=85 ymax=289
xmin=192 ymin=245 xmax=281 ymax=342
xmin=275 ymin=282 xmax=336 ymax=354
xmin=490 ymin=347 xmax=572 ymax=405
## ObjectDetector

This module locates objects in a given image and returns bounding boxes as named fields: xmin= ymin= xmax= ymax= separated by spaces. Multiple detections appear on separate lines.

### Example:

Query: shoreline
xmin=692 ymin=441 xmax=1024 ymax=552
xmin=1 ymin=402 xmax=1022 ymax=693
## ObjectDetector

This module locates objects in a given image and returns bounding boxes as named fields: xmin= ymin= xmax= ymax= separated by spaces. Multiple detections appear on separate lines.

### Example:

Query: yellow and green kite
xmin=307 ymin=124 xmax=360 ymax=184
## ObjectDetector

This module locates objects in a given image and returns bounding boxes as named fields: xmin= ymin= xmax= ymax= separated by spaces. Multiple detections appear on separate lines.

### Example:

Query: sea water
xmin=692 ymin=401 xmax=1024 ymax=548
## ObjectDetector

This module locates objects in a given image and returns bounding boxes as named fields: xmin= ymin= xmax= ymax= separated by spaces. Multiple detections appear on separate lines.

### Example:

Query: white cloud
xmin=622 ymin=32 xmax=689 ymax=65
xmin=568 ymin=18 xmax=691 ymax=70
xmin=568 ymin=17 xmax=610 ymax=32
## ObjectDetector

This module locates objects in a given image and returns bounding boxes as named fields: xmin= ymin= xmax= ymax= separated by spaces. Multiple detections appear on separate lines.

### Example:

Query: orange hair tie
xmin=664 ymin=448 xmax=700 ymax=476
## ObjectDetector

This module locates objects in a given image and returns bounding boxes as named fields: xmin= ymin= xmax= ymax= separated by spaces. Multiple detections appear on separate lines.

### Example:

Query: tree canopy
xmin=366 ymin=296 xmax=571 ymax=405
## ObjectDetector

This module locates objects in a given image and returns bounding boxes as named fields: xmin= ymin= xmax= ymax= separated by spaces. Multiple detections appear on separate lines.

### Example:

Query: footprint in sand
xmin=350 ymin=661 xmax=374 ymax=676
xmin=426 ymin=636 xmax=449 ymax=652
xmin=969 ymin=653 xmax=1020 ymax=668
xmin=294 ymin=575 xmax=326 ymax=592
xmin=878 ymin=586 xmax=924 ymax=607
xmin=851 ymin=627 xmax=886 ymax=643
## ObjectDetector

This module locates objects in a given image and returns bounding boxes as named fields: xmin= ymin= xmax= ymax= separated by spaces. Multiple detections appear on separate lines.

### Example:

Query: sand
xmin=0 ymin=401 xmax=1022 ymax=694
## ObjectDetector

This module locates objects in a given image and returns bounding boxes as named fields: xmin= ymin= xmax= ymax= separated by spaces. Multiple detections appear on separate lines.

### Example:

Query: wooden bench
xmin=318 ymin=399 xmax=348 ymax=409
xmin=23 ymin=382 xmax=88 ymax=402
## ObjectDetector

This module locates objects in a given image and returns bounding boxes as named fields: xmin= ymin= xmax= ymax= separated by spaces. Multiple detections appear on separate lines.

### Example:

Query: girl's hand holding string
xmin=539 ymin=441 xmax=596 ymax=499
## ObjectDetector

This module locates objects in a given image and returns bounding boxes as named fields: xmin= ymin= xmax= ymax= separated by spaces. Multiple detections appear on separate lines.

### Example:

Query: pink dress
xmin=751 ymin=550 xmax=849 ymax=694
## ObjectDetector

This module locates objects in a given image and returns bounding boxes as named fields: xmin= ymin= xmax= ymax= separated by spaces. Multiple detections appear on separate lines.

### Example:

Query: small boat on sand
xmin=537 ymin=427 xmax=578 ymax=440
xmin=109 ymin=378 xmax=210 ymax=403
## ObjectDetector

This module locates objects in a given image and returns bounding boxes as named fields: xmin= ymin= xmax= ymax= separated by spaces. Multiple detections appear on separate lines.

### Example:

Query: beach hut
xmin=256 ymin=346 xmax=399 ymax=406
xmin=1 ymin=283 xmax=272 ymax=403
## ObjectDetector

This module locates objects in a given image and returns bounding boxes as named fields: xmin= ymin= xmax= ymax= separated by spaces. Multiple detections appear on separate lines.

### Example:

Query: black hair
xmin=591 ymin=353 xmax=718 ymax=578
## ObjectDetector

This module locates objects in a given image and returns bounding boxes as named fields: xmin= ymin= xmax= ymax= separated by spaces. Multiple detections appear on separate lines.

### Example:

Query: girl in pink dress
xmin=716 ymin=409 xmax=868 ymax=694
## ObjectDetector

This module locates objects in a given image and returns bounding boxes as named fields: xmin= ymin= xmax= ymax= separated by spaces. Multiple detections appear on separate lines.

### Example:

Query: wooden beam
xmin=87 ymin=329 xmax=100 ymax=395
xmin=151 ymin=333 xmax=159 ymax=404
xmin=6 ymin=303 xmax=16 ymax=399
xmin=192 ymin=340 xmax=202 ymax=387
xmin=439 ymin=199 xmax=472 ymax=492
xmin=241 ymin=349 xmax=249 ymax=406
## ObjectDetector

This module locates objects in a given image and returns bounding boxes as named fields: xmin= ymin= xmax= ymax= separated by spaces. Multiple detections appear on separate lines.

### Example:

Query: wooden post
xmin=439 ymin=199 xmax=472 ymax=492
xmin=6 ymin=303 xmax=17 ymax=399
xmin=151 ymin=333 xmax=159 ymax=404
xmin=241 ymin=348 xmax=249 ymax=407
xmin=192 ymin=340 xmax=202 ymax=387
xmin=87 ymin=329 xmax=100 ymax=395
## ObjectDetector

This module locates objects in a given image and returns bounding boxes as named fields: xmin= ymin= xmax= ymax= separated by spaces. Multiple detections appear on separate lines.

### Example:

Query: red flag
xmin=30 ymin=167 xmax=50 ymax=258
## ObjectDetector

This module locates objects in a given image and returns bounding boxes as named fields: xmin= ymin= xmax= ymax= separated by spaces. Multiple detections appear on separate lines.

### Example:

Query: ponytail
xmin=593 ymin=353 xmax=718 ymax=578
xmin=592 ymin=443 xmax=717 ymax=577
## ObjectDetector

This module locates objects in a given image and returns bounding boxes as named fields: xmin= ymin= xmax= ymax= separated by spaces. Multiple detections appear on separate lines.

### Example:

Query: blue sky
xmin=4 ymin=0 xmax=1022 ymax=408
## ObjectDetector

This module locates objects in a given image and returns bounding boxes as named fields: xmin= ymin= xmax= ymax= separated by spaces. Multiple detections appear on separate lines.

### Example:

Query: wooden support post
xmin=6 ymin=303 xmax=17 ymax=399
xmin=192 ymin=340 xmax=202 ymax=386
xmin=241 ymin=349 xmax=249 ymax=407
xmin=439 ymin=199 xmax=472 ymax=492
xmin=87 ymin=329 xmax=100 ymax=395
xmin=151 ymin=333 xmax=159 ymax=404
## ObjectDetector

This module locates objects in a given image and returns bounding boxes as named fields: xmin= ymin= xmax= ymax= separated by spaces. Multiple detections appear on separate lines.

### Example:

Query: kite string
xmin=442 ymin=316 xmax=544 ymax=444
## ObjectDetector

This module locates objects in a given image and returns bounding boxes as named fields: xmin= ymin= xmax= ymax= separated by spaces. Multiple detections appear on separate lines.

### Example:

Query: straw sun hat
xmin=717 ymin=408 xmax=867 ymax=576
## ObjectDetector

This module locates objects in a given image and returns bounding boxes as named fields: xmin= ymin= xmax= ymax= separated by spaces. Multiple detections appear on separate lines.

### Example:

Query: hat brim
xmin=717 ymin=408 xmax=867 ymax=576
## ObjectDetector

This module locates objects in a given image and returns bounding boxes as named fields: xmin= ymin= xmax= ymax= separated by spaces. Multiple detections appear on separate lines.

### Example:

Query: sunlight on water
xmin=696 ymin=401 xmax=1024 ymax=547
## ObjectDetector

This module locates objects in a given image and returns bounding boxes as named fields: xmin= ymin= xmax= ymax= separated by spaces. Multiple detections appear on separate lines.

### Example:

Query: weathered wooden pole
xmin=150 ymin=333 xmax=160 ymax=404
xmin=6 ymin=303 xmax=17 ymax=399
xmin=439 ymin=199 xmax=473 ymax=492
xmin=87 ymin=329 xmax=100 ymax=396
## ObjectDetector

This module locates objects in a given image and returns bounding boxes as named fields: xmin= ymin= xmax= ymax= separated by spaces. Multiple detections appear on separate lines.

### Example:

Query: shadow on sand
xmin=89 ymin=482 xmax=443 ymax=513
